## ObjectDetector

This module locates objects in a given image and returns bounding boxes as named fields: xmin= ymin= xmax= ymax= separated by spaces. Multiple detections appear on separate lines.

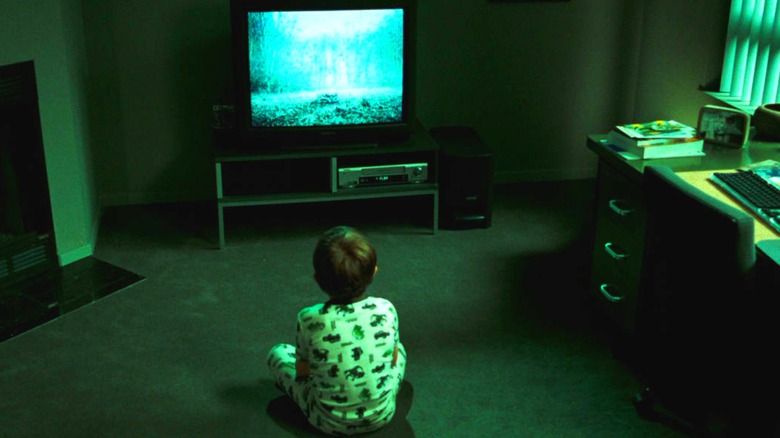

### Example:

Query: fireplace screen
xmin=0 ymin=61 xmax=57 ymax=288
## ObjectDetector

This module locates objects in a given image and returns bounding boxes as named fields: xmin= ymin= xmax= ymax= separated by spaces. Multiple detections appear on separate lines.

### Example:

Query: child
xmin=267 ymin=226 xmax=406 ymax=435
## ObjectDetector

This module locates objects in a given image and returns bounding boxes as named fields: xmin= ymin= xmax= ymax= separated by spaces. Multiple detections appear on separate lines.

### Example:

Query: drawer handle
xmin=604 ymin=242 xmax=628 ymax=260
xmin=608 ymin=199 xmax=634 ymax=217
xmin=599 ymin=284 xmax=624 ymax=302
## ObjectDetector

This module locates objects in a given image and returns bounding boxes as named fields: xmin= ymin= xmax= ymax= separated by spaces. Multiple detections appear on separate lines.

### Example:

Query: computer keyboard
xmin=710 ymin=170 xmax=780 ymax=235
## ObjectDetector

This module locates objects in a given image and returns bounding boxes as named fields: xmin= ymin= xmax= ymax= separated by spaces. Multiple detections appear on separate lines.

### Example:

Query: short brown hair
xmin=313 ymin=226 xmax=377 ymax=299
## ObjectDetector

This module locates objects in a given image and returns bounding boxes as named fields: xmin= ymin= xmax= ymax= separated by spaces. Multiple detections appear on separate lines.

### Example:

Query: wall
xmin=417 ymin=0 xmax=730 ymax=182
xmin=417 ymin=0 xmax=645 ymax=182
xmin=631 ymin=0 xmax=730 ymax=125
xmin=0 ymin=0 xmax=98 ymax=265
xmin=81 ymin=0 xmax=230 ymax=206
xmin=84 ymin=0 xmax=730 ymax=203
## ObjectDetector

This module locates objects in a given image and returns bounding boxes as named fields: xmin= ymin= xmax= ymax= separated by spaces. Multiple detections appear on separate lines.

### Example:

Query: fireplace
xmin=0 ymin=61 xmax=146 ymax=341
xmin=0 ymin=61 xmax=58 ymax=289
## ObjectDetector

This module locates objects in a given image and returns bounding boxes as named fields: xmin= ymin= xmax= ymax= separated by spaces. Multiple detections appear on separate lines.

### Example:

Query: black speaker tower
xmin=430 ymin=126 xmax=493 ymax=230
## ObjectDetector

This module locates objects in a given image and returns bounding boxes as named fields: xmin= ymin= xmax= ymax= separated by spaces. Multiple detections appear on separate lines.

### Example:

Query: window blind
xmin=714 ymin=0 xmax=780 ymax=113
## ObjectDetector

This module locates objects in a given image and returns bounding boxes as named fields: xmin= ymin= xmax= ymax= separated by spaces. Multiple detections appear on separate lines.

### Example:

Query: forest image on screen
xmin=248 ymin=9 xmax=404 ymax=128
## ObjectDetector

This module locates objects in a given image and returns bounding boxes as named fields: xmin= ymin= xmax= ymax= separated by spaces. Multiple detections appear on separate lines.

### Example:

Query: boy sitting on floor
xmin=267 ymin=225 xmax=406 ymax=435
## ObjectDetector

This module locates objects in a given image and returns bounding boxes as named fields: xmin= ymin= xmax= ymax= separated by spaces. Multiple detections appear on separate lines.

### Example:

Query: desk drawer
xmin=590 ymin=273 xmax=639 ymax=334
xmin=591 ymin=231 xmax=643 ymax=281
xmin=596 ymin=163 xmax=645 ymax=237
xmin=591 ymin=162 xmax=646 ymax=334
xmin=591 ymin=231 xmax=642 ymax=333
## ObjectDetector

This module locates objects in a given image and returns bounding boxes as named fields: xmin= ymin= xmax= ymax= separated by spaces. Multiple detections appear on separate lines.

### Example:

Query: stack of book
xmin=606 ymin=120 xmax=704 ymax=159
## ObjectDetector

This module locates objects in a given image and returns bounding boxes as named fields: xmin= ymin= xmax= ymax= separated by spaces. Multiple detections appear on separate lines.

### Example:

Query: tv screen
xmin=231 ymin=0 xmax=416 ymax=148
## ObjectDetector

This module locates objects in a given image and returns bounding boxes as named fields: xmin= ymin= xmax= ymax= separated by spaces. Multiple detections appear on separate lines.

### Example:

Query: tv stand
xmin=280 ymin=142 xmax=379 ymax=151
xmin=212 ymin=130 xmax=439 ymax=248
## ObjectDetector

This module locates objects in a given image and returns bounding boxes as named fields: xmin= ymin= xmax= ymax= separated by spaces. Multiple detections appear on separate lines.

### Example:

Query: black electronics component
xmin=430 ymin=126 xmax=493 ymax=230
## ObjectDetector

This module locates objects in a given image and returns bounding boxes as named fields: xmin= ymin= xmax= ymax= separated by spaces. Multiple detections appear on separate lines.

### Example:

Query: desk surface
xmin=587 ymin=134 xmax=780 ymax=185
xmin=676 ymin=170 xmax=779 ymax=243
xmin=588 ymin=134 xmax=780 ymax=244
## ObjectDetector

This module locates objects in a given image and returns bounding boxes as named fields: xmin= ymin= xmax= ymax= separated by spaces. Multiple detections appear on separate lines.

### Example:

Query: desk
xmin=677 ymin=170 xmax=779 ymax=243
xmin=587 ymin=135 xmax=780 ymax=334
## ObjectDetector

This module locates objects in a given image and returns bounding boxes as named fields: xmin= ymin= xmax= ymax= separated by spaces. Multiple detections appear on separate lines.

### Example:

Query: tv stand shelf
xmin=212 ymin=130 xmax=439 ymax=248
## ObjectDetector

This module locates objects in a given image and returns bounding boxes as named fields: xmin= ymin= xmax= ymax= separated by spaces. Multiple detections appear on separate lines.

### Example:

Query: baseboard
xmin=494 ymin=166 xmax=597 ymax=184
xmin=58 ymin=244 xmax=93 ymax=267
xmin=100 ymin=190 xmax=211 ymax=207
xmin=56 ymin=206 xmax=101 ymax=267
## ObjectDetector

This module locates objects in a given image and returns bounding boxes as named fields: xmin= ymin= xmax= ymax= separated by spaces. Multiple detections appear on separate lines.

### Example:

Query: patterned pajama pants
xmin=267 ymin=343 xmax=407 ymax=435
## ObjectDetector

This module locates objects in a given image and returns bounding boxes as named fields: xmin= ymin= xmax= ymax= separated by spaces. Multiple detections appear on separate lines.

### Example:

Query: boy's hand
xmin=296 ymin=359 xmax=311 ymax=379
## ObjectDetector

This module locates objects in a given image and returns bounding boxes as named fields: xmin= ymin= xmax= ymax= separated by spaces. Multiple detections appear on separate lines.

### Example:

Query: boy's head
xmin=313 ymin=226 xmax=377 ymax=300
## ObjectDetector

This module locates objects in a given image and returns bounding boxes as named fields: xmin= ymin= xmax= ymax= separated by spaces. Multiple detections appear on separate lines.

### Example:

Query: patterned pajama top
xmin=296 ymin=296 xmax=402 ymax=434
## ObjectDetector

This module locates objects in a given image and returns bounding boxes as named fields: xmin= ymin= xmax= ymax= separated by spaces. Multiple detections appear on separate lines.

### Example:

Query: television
xmin=229 ymin=0 xmax=417 ymax=149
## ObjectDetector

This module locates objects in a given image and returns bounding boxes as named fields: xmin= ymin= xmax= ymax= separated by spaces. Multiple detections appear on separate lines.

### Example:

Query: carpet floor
xmin=0 ymin=180 xmax=693 ymax=437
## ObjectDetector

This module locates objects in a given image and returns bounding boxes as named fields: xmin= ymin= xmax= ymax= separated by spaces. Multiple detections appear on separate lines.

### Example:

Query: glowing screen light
xmin=247 ymin=9 xmax=404 ymax=128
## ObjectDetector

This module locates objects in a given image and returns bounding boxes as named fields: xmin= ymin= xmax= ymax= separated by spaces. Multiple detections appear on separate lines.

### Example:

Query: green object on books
xmin=616 ymin=120 xmax=697 ymax=139
xmin=607 ymin=120 xmax=703 ymax=159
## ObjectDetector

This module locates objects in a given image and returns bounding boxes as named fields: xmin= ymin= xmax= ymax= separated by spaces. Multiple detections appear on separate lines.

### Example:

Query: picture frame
xmin=696 ymin=104 xmax=751 ymax=148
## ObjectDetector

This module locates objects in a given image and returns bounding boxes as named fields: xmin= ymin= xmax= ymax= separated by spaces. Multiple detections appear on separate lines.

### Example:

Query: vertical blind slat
xmin=742 ymin=0 xmax=764 ymax=103
xmin=751 ymin=0 xmax=778 ymax=105
xmin=751 ymin=0 xmax=770 ymax=103
xmin=730 ymin=0 xmax=755 ymax=98
xmin=721 ymin=0 xmax=744 ymax=92
xmin=769 ymin=4 xmax=780 ymax=101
